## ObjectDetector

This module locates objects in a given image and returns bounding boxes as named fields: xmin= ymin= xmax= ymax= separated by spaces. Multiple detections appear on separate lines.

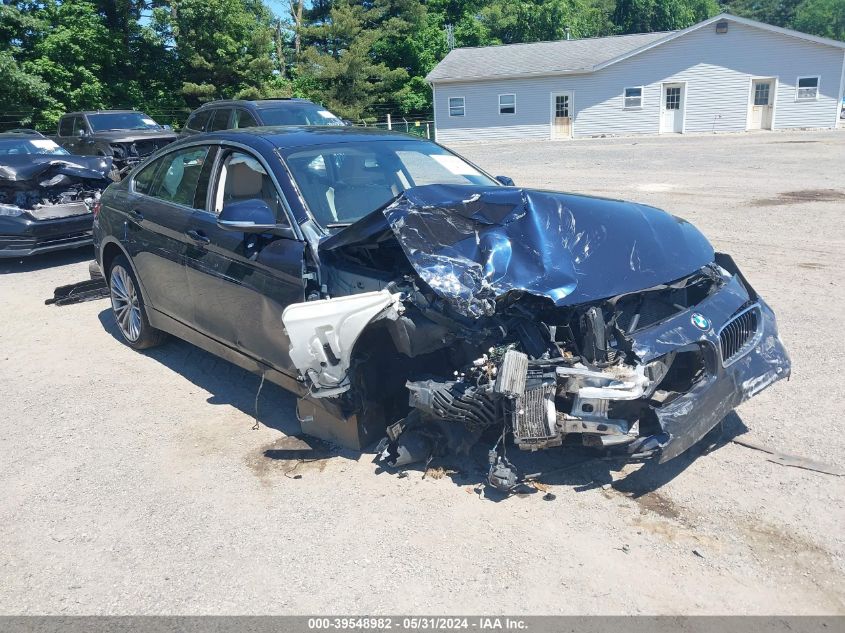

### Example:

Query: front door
xmin=184 ymin=147 xmax=306 ymax=374
xmin=660 ymin=84 xmax=684 ymax=133
xmin=749 ymin=79 xmax=774 ymax=130
xmin=551 ymin=92 xmax=573 ymax=139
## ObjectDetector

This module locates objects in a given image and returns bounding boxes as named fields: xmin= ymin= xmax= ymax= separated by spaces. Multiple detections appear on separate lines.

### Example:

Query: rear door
xmin=183 ymin=145 xmax=306 ymax=374
xmin=125 ymin=144 xmax=213 ymax=325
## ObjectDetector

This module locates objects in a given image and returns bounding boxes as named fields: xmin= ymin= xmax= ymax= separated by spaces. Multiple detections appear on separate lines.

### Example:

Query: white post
xmin=425 ymin=122 xmax=430 ymax=139
xmin=386 ymin=113 xmax=392 ymax=130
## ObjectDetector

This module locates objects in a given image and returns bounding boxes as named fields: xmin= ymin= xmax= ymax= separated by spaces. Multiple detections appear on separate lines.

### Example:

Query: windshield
xmin=88 ymin=112 xmax=162 ymax=132
xmin=0 ymin=138 xmax=70 ymax=156
xmin=282 ymin=139 xmax=497 ymax=227
xmin=260 ymin=104 xmax=344 ymax=127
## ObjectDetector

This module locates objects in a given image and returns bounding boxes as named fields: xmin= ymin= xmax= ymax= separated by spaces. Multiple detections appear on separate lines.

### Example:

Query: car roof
xmin=173 ymin=126 xmax=423 ymax=150
xmin=0 ymin=132 xmax=49 ymax=140
xmin=195 ymin=99 xmax=315 ymax=110
xmin=3 ymin=128 xmax=44 ymax=136
xmin=63 ymin=110 xmax=146 ymax=116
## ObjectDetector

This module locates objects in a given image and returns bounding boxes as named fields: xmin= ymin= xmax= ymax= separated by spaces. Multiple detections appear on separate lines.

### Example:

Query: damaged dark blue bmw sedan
xmin=93 ymin=127 xmax=791 ymax=491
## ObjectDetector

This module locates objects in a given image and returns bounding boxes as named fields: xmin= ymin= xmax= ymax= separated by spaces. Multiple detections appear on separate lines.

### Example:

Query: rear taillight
xmin=92 ymin=200 xmax=102 ymax=218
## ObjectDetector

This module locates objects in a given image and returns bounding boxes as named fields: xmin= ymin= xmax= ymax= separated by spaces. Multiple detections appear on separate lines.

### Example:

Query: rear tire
xmin=108 ymin=255 xmax=167 ymax=349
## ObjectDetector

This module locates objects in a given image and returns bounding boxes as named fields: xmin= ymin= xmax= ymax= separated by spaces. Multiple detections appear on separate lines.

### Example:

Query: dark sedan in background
xmin=93 ymin=126 xmax=790 ymax=491
xmin=0 ymin=133 xmax=112 ymax=257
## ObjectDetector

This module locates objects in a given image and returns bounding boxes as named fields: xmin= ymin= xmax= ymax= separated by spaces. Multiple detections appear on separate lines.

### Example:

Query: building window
xmin=796 ymin=77 xmax=819 ymax=101
xmin=449 ymin=97 xmax=465 ymax=117
xmin=623 ymin=87 xmax=643 ymax=109
xmin=499 ymin=94 xmax=515 ymax=114
xmin=665 ymin=86 xmax=681 ymax=110
xmin=754 ymin=82 xmax=770 ymax=106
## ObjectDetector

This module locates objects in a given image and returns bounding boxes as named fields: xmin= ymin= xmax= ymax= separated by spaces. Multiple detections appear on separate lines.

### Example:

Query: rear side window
xmin=149 ymin=147 xmax=210 ymax=207
xmin=58 ymin=118 xmax=73 ymax=136
xmin=233 ymin=109 xmax=259 ymax=129
xmin=186 ymin=109 xmax=212 ymax=131
xmin=72 ymin=117 xmax=87 ymax=135
xmin=209 ymin=108 xmax=232 ymax=131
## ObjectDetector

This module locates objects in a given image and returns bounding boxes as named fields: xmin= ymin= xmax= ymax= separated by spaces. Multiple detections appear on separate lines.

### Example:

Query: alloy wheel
xmin=110 ymin=265 xmax=142 ymax=342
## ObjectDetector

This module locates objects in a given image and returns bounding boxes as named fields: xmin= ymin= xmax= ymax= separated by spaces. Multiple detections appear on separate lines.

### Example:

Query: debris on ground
xmin=46 ymin=278 xmax=108 ymax=306
xmin=732 ymin=436 xmax=844 ymax=477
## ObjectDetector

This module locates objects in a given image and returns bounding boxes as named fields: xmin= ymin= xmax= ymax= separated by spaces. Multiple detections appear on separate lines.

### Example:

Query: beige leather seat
xmin=224 ymin=160 xmax=264 ymax=201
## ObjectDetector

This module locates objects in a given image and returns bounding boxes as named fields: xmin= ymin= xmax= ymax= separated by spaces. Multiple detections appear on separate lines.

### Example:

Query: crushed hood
xmin=0 ymin=155 xmax=113 ymax=183
xmin=322 ymin=184 xmax=715 ymax=318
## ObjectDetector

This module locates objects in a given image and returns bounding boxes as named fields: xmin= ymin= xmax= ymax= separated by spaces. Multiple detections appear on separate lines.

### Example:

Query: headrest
xmin=225 ymin=160 xmax=263 ymax=198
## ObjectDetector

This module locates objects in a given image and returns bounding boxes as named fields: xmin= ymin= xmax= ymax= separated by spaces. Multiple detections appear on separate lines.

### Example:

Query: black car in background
xmin=0 ymin=133 xmax=112 ymax=257
xmin=93 ymin=126 xmax=790 ymax=491
xmin=179 ymin=99 xmax=344 ymax=137
xmin=54 ymin=110 xmax=177 ymax=177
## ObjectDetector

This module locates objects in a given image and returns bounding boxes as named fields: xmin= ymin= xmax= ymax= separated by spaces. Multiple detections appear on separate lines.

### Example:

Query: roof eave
xmin=427 ymin=67 xmax=593 ymax=84
xmin=594 ymin=12 xmax=845 ymax=72
xmin=427 ymin=13 xmax=845 ymax=85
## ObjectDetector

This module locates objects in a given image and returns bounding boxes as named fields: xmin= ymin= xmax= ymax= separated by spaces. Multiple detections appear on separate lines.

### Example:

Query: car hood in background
xmin=322 ymin=184 xmax=715 ymax=318
xmin=0 ymin=154 xmax=113 ymax=183
xmin=88 ymin=129 xmax=177 ymax=144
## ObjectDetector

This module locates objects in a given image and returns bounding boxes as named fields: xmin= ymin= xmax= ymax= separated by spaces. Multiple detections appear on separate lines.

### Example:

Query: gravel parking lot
xmin=1 ymin=129 xmax=843 ymax=615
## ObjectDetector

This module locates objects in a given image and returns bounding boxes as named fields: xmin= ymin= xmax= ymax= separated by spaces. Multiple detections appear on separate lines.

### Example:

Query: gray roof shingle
xmin=426 ymin=31 xmax=674 ymax=82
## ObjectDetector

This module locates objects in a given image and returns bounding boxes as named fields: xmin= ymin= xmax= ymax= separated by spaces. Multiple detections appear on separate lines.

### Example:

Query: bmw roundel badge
xmin=691 ymin=312 xmax=710 ymax=331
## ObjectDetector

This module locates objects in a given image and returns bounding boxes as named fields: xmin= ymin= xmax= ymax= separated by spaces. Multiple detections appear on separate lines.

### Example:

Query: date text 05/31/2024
xmin=307 ymin=618 xmax=528 ymax=630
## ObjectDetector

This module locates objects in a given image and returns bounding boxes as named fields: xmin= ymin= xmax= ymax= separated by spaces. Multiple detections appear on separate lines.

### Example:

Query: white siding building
xmin=427 ymin=14 xmax=845 ymax=142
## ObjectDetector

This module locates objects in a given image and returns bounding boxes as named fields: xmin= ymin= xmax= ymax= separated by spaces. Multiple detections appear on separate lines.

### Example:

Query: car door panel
xmin=185 ymin=217 xmax=305 ymax=372
xmin=183 ymin=146 xmax=306 ymax=375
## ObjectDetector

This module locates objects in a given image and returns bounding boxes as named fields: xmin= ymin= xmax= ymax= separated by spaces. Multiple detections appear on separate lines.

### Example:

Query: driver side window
xmin=213 ymin=150 xmax=288 ymax=225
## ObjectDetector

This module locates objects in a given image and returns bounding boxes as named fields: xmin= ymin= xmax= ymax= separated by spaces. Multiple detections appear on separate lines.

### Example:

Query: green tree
xmin=479 ymin=0 xmax=612 ymax=43
xmin=153 ymin=0 xmax=279 ymax=105
xmin=300 ymin=0 xmax=409 ymax=119
xmin=20 ymin=1 xmax=115 ymax=124
xmin=614 ymin=0 xmax=719 ymax=33
xmin=718 ymin=0 xmax=804 ymax=28
xmin=793 ymin=0 xmax=845 ymax=40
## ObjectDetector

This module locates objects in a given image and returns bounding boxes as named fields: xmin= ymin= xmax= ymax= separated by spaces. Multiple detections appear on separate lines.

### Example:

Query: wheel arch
xmin=99 ymin=237 xmax=153 ymax=310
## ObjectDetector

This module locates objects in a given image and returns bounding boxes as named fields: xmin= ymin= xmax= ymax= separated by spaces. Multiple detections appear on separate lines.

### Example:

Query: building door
xmin=551 ymin=92 xmax=573 ymax=139
xmin=749 ymin=79 xmax=775 ymax=130
xmin=660 ymin=83 xmax=685 ymax=133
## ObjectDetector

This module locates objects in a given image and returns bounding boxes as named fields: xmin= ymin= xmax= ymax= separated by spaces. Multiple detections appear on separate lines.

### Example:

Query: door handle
xmin=129 ymin=208 xmax=144 ymax=221
xmin=186 ymin=229 xmax=210 ymax=245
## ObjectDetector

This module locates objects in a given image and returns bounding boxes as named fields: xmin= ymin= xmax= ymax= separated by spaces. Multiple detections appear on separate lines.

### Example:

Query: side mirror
xmin=218 ymin=199 xmax=278 ymax=233
xmin=77 ymin=129 xmax=89 ymax=138
xmin=495 ymin=175 xmax=515 ymax=186
xmin=163 ymin=124 xmax=173 ymax=131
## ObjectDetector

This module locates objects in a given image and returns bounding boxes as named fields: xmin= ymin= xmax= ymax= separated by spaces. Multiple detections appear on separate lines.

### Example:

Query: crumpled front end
xmin=287 ymin=185 xmax=790 ymax=490
xmin=374 ymin=254 xmax=789 ymax=488
xmin=0 ymin=156 xmax=113 ymax=257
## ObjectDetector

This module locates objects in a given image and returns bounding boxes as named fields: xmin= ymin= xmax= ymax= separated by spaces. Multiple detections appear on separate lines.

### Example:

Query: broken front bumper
xmin=0 ymin=212 xmax=94 ymax=258
xmin=382 ymin=265 xmax=791 ymax=471
xmin=598 ymin=267 xmax=790 ymax=462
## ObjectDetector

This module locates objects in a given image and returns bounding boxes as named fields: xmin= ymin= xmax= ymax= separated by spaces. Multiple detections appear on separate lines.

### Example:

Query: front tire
xmin=108 ymin=255 xmax=167 ymax=349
